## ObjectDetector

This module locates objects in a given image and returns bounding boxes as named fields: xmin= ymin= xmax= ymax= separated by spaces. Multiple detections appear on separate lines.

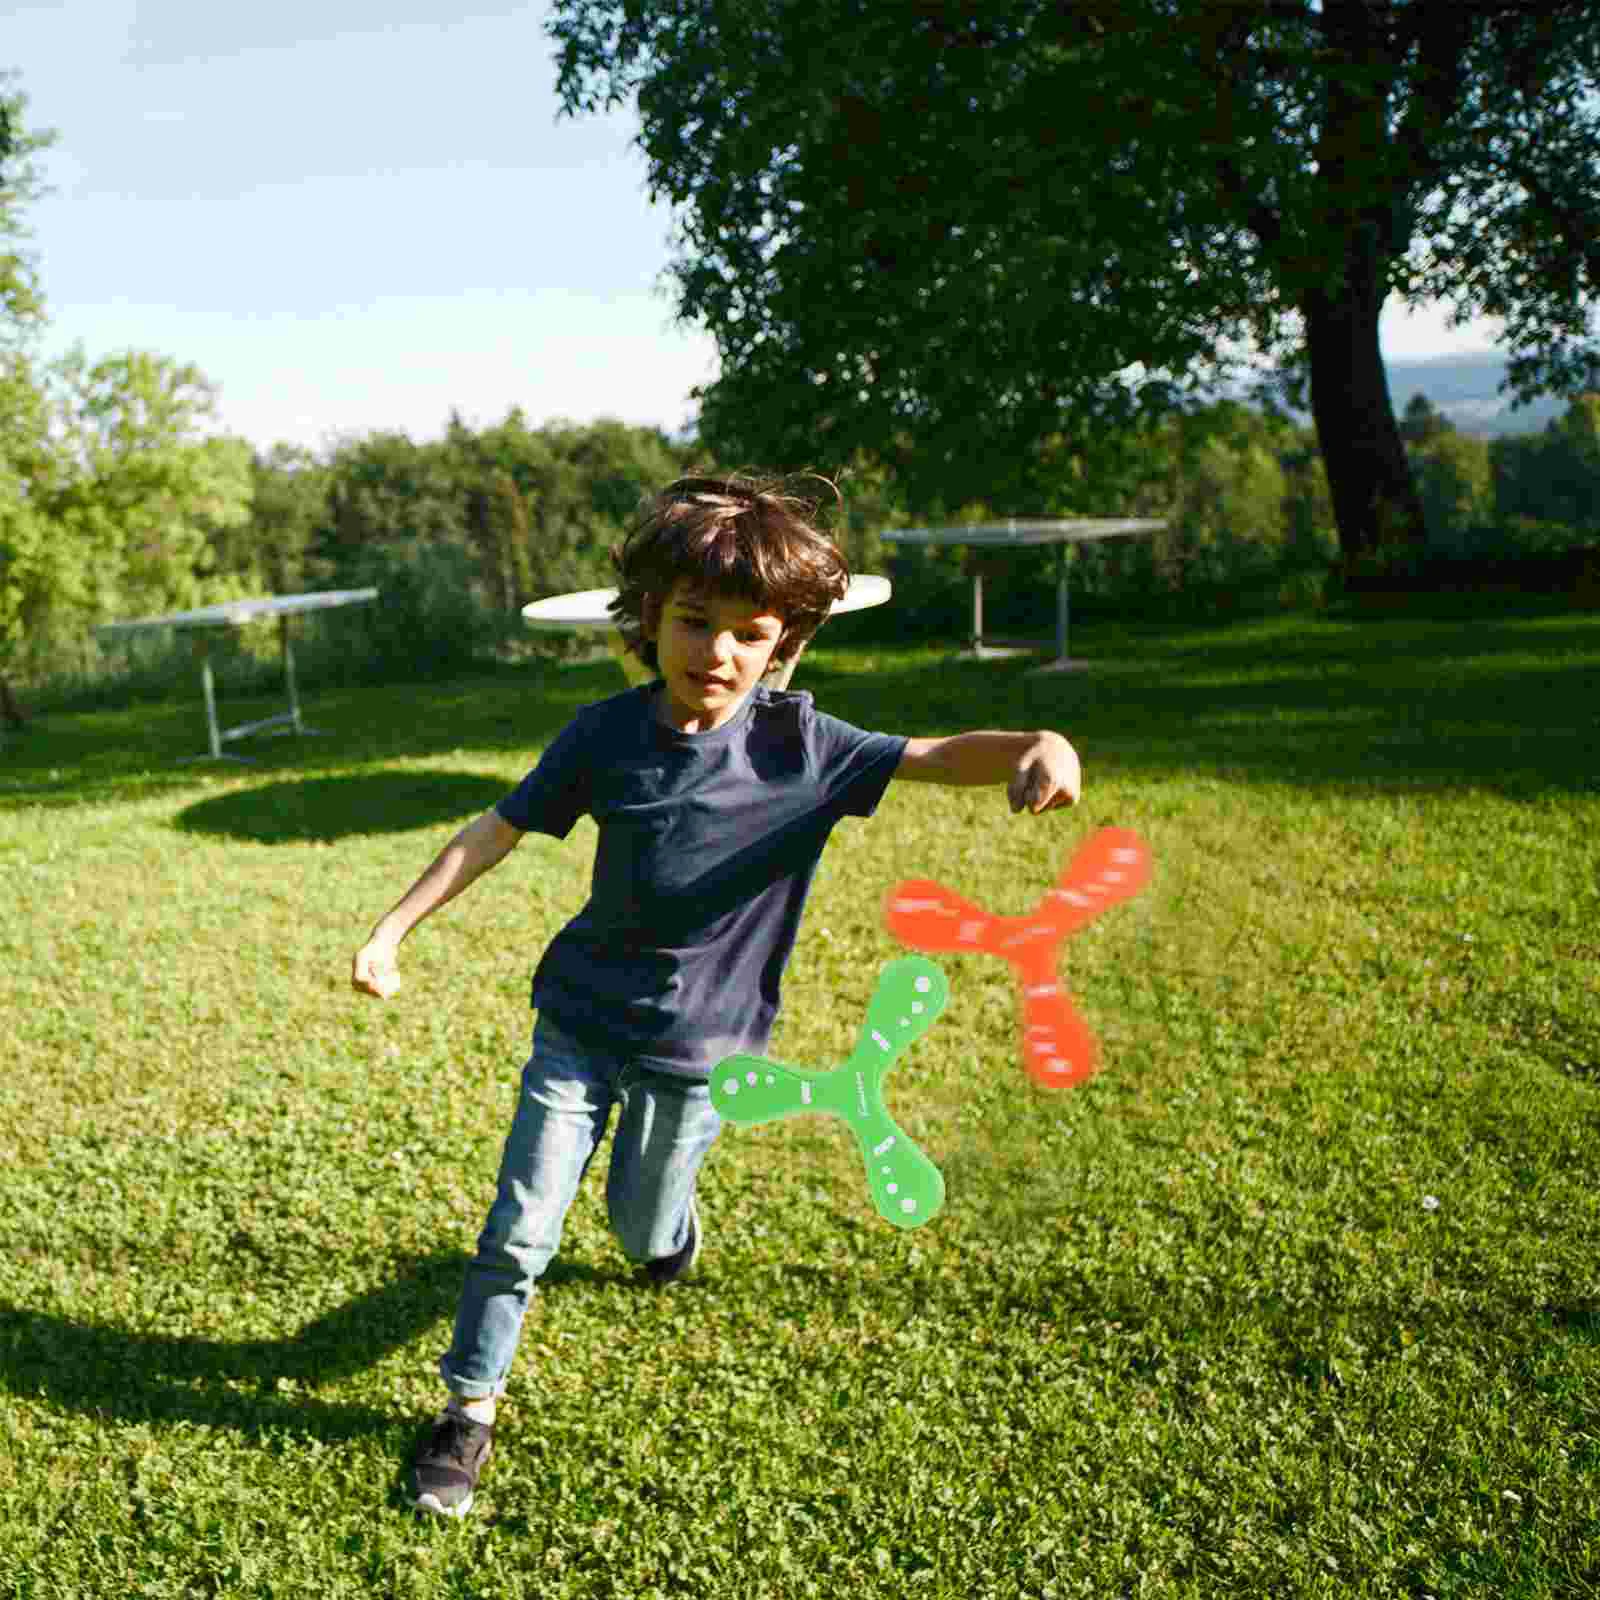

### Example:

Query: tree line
xmin=5 ymin=34 xmax=1600 ymax=720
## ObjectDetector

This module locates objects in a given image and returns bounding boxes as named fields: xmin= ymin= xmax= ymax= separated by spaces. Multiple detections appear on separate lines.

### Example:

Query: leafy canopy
xmin=550 ymin=1 xmax=1600 ymax=514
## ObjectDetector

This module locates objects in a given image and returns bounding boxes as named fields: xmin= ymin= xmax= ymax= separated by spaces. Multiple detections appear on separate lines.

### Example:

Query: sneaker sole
xmin=683 ymin=1198 xmax=702 ymax=1276
xmin=413 ymin=1489 xmax=475 ymax=1518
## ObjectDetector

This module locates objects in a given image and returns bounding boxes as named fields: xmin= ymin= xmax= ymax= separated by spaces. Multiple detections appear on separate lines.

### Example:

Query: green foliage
xmin=1491 ymin=393 xmax=1600 ymax=547
xmin=549 ymin=0 xmax=1600 ymax=569
xmin=4 ymin=349 xmax=254 ymax=683
xmin=2 ymin=614 xmax=1599 ymax=1595
xmin=334 ymin=539 xmax=502 ymax=684
xmin=310 ymin=413 xmax=691 ymax=614
xmin=1398 ymin=392 xmax=1456 ymax=445
xmin=232 ymin=444 xmax=331 ymax=595
xmin=1409 ymin=431 xmax=1494 ymax=557
xmin=0 ymin=350 xmax=54 ymax=668
xmin=0 ymin=73 xmax=53 ymax=344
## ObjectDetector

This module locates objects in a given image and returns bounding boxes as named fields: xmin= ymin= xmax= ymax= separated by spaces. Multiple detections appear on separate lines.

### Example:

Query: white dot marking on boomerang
xmin=766 ymin=1074 xmax=776 ymax=1086
xmin=911 ymin=1001 xmax=925 ymax=1014
xmin=881 ymin=1164 xmax=893 ymax=1174
xmin=1103 ymin=870 xmax=1125 ymax=883
xmin=898 ymin=1017 xmax=910 ymax=1028
xmin=958 ymin=920 xmax=984 ymax=942
xmin=1026 ymin=983 xmax=1060 ymax=999
xmin=901 ymin=1197 xmax=917 ymax=1214
xmin=1111 ymin=848 xmax=1140 ymax=864
xmin=1052 ymin=889 xmax=1092 ymax=908
xmin=722 ymin=1078 xmax=739 ymax=1096
xmin=914 ymin=976 xmax=932 ymax=992
xmin=800 ymin=1081 xmax=812 ymax=1105
xmin=1046 ymin=1059 xmax=1068 ymax=1074
xmin=873 ymin=1135 xmax=895 ymax=1156
xmin=746 ymin=1070 xmax=758 ymax=1086
xmin=871 ymin=1030 xmax=891 ymax=1052
xmin=886 ymin=1183 xmax=898 ymax=1195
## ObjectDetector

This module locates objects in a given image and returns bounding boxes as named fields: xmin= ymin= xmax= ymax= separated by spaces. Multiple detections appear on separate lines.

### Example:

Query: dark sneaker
xmin=645 ymin=1195 xmax=702 ymax=1285
xmin=410 ymin=1409 xmax=494 ymax=1517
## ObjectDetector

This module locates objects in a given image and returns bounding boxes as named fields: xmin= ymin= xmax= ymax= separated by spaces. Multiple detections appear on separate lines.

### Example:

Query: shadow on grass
xmin=0 ymin=659 xmax=625 ymax=814
xmin=803 ymin=610 xmax=1600 ymax=798
xmin=0 ymin=1252 xmax=627 ymax=1443
xmin=0 ymin=1251 xmax=464 ymax=1440
xmin=173 ymin=770 xmax=511 ymax=843
xmin=9 ymin=611 xmax=1599 ymax=810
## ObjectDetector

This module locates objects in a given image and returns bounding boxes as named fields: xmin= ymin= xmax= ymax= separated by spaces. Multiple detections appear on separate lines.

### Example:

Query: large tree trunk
xmin=1303 ymin=225 xmax=1429 ymax=582
xmin=1306 ymin=0 xmax=1431 ymax=583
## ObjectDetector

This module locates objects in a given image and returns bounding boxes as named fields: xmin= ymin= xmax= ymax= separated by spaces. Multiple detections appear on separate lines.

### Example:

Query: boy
xmin=351 ymin=476 xmax=1080 ymax=1516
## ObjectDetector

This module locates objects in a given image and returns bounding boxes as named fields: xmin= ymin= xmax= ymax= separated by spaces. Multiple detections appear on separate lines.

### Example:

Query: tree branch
xmin=1388 ymin=1 xmax=1474 ymax=205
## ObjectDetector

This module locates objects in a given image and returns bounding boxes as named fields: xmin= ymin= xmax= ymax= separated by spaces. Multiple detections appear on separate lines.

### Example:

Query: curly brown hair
xmin=609 ymin=475 xmax=850 ymax=673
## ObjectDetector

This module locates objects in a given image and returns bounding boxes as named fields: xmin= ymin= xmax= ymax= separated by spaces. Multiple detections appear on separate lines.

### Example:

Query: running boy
xmin=351 ymin=476 xmax=1080 ymax=1516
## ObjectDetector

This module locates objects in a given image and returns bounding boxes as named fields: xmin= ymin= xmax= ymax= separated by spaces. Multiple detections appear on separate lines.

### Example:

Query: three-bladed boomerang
xmin=710 ymin=956 xmax=950 ymax=1230
xmin=884 ymin=827 xmax=1151 ymax=1090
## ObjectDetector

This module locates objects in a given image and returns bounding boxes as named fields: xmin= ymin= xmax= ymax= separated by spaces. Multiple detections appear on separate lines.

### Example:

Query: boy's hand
xmin=352 ymin=938 xmax=402 ymax=1000
xmin=1008 ymin=733 xmax=1082 ymax=815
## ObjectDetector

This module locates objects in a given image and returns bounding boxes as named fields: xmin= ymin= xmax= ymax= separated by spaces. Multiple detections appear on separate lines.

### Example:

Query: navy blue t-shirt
xmin=495 ymin=683 xmax=907 ymax=1078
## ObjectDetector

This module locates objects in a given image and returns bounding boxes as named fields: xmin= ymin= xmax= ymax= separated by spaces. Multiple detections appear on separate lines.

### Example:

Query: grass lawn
xmin=1 ymin=608 xmax=1598 ymax=1598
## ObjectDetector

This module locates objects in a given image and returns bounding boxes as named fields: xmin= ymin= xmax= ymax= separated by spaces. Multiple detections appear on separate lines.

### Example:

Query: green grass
xmin=2 ymin=609 xmax=1598 ymax=1598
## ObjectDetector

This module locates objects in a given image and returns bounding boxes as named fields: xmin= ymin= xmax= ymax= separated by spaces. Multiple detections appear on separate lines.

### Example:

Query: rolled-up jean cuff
xmin=437 ymin=1358 xmax=502 ymax=1401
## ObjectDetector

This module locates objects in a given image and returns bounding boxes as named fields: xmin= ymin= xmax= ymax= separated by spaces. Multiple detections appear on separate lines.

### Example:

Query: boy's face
xmin=646 ymin=580 xmax=786 ymax=732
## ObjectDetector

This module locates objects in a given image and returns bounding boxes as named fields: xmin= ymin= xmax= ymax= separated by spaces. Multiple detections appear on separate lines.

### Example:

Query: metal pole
xmin=1055 ymin=542 xmax=1069 ymax=662
xmin=199 ymin=642 xmax=222 ymax=759
xmin=281 ymin=613 xmax=303 ymax=733
xmin=972 ymin=573 xmax=984 ymax=657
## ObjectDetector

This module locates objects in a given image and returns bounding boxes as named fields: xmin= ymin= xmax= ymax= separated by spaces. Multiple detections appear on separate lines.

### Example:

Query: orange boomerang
xmin=883 ymin=827 xmax=1151 ymax=1089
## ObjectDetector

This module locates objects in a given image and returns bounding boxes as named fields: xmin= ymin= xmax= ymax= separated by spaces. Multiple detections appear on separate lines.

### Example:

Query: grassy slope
xmin=1 ymin=611 xmax=1597 ymax=1599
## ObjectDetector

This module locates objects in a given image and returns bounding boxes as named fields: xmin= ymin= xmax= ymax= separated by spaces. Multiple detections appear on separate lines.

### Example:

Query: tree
xmin=1491 ymin=393 xmax=1600 ymax=539
xmin=2 ymin=349 xmax=252 ymax=700
xmin=44 ymin=349 xmax=253 ymax=623
xmin=1408 ymin=430 xmax=1492 ymax=556
xmin=550 ymin=0 xmax=1600 ymax=579
xmin=233 ymin=444 xmax=331 ymax=595
xmin=1398 ymin=392 xmax=1455 ymax=445
xmin=0 ymin=78 xmax=55 ymax=724
xmin=0 ymin=352 xmax=54 ymax=726
xmin=0 ymin=73 xmax=51 ymax=346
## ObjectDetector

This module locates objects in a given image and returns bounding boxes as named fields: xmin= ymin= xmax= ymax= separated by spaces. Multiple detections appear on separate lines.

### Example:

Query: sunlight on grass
xmin=2 ymin=612 xmax=1598 ymax=1597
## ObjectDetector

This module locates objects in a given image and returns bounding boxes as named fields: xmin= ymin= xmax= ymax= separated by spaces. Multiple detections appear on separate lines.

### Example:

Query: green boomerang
xmin=710 ymin=956 xmax=949 ymax=1229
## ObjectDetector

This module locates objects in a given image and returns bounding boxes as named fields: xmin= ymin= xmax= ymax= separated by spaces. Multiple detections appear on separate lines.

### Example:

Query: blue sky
xmin=10 ymin=0 xmax=1504 ymax=456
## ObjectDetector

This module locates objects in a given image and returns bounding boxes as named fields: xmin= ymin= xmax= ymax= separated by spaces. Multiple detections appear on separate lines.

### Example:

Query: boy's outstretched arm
xmin=351 ymin=808 xmax=525 ymax=999
xmin=895 ymin=730 xmax=1081 ymax=814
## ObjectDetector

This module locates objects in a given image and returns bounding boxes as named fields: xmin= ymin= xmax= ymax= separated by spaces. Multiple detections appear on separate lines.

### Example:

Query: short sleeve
xmin=496 ymin=713 xmax=593 ymax=838
xmin=806 ymin=702 xmax=908 ymax=819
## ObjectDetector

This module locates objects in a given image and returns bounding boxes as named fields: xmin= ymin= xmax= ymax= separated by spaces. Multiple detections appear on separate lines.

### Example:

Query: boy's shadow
xmin=0 ymin=1254 xmax=620 ymax=1442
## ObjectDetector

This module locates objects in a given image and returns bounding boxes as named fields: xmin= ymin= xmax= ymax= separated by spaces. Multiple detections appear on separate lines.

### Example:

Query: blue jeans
xmin=440 ymin=1014 xmax=721 ymax=1399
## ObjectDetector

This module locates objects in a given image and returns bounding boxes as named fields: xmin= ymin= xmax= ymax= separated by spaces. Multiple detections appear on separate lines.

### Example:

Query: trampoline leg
xmin=1055 ymin=544 xmax=1069 ymax=662
xmin=200 ymin=647 xmax=222 ymax=759
xmin=281 ymin=615 xmax=302 ymax=734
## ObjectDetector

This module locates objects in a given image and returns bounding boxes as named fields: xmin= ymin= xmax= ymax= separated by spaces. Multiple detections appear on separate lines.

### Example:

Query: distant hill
xmin=1226 ymin=350 xmax=1572 ymax=437
xmin=1382 ymin=352 xmax=1566 ymax=437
